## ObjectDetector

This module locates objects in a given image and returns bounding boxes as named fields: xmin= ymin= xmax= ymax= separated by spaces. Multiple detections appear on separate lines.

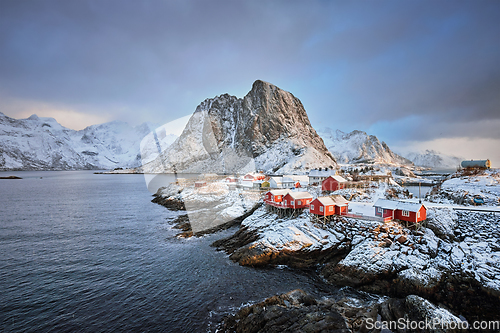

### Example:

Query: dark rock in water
xmin=151 ymin=193 xmax=186 ymax=211
xmin=0 ymin=175 xmax=22 ymax=179
xmin=217 ymin=290 xmax=352 ymax=333
xmin=218 ymin=290 xmax=468 ymax=333
xmin=379 ymin=295 xmax=465 ymax=333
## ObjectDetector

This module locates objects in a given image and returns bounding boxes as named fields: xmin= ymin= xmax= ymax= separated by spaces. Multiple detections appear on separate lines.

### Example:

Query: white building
xmin=308 ymin=169 xmax=336 ymax=185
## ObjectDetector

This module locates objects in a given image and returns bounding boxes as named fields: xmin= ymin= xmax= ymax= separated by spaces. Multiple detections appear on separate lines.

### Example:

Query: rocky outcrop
xmin=379 ymin=295 xmax=465 ymax=333
xmin=217 ymin=289 xmax=362 ymax=333
xmin=142 ymin=80 xmax=337 ymax=174
xmin=213 ymin=207 xmax=500 ymax=322
xmin=152 ymin=182 xmax=262 ymax=235
xmin=218 ymin=290 xmax=466 ymax=333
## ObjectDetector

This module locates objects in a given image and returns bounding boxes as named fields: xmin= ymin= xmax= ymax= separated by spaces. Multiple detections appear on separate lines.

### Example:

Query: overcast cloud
xmin=1 ymin=0 xmax=499 ymax=164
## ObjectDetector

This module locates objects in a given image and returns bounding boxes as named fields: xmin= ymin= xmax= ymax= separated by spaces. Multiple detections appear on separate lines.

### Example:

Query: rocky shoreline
xmin=211 ymin=207 xmax=500 ymax=324
xmin=216 ymin=289 xmax=465 ymax=333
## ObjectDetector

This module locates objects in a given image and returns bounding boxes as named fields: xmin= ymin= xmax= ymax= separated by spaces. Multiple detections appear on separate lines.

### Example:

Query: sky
xmin=1 ymin=0 xmax=499 ymax=166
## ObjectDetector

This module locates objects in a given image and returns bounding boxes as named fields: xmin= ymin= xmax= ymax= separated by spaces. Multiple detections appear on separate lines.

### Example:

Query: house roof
xmin=286 ymin=191 xmax=313 ymax=200
xmin=268 ymin=189 xmax=290 ymax=196
xmin=285 ymin=175 xmax=309 ymax=183
xmin=313 ymin=196 xmax=336 ymax=206
xmin=330 ymin=194 xmax=349 ymax=206
xmin=244 ymin=172 xmax=264 ymax=178
xmin=325 ymin=175 xmax=347 ymax=183
xmin=281 ymin=177 xmax=295 ymax=183
xmin=374 ymin=199 xmax=425 ymax=213
xmin=270 ymin=177 xmax=283 ymax=184
xmin=308 ymin=169 xmax=336 ymax=177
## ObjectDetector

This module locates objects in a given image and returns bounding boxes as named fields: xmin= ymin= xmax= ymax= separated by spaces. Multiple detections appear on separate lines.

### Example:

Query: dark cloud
xmin=0 ymin=0 xmax=499 ymax=147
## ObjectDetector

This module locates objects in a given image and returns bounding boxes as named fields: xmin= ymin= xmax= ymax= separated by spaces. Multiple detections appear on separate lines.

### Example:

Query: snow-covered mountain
xmin=141 ymin=80 xmax=337 ymax=174
xmin=404 ymin=150 xmax=462 ymax=169
xmin=0 ymin=112 xmax=175 ymax=170
xmin=317 ymin=128 xmax=412 ymax=166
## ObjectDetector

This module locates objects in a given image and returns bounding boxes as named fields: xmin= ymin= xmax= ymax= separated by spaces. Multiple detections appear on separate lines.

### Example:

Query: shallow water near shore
xmin=0 ymin=171 xmax=338 ymax=332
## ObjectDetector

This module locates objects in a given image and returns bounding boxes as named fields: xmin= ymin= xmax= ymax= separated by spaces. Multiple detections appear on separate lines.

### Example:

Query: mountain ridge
xmin=403 ymin=149 xmax=462 ymax=169
xmin=0 ymin=113 xmax=158 ymax=171
xmin=317 ymin=127 xmax=412 ymax=166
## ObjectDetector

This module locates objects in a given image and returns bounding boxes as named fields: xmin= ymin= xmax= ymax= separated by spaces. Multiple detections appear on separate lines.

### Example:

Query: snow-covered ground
xmin=156 ymin=181 xmax=261 ymax=233
xmin=427 ymin=169 xmax=500 ymax=206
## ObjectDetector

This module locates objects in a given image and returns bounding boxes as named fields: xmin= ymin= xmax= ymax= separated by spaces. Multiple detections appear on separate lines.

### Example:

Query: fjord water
xmin=0 ymin=171 xmax=332 ymax=332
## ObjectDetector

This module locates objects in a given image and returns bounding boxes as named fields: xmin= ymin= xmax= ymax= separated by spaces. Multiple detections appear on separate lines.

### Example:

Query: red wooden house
xmin=309 ymin=195 xmax=349 ymax=216
xmin=264 ymin=189 xmax=290 ymax=204
xmin=283 ymin=192 xmax=313 ymax=209
xmin=243 ymin=173 xmax=266 ymax=181
xmin=374 ymin=199 xmax=427 ymax=223
xmin=321 ymin=175 xmax=347 ymax=192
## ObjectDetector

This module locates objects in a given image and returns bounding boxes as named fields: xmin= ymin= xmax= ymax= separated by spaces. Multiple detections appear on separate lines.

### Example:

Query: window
xmin=311 ymin=204 xmax=314 ymax=210
xmin=377 ymin=207 xmax=382 ymax=213
xmin=284 ymin=200 xmax=287 ymax=205
xmin=291 ymin=201 xmax=294 ymax=206
xmin=329 ymin=206 xmax=333 ymax=212
xmin=320 ymin=206 xmax=324 ymax=212
xmin=417 ymin=211 xmax=420 ymax=218
xmin=297 ymin=200 xmax=301 ymax=205
xmin=402 ymin=210 xmax=409 ymax=217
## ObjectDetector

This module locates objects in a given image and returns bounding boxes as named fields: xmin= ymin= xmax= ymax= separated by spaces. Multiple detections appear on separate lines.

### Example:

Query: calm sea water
xmin=0 ymin=171 xmax=335 ymax=332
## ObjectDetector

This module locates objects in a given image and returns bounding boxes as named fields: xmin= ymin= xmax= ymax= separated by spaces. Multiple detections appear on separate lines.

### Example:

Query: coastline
xmin=152 ymin=180 xmax=500 ymax=329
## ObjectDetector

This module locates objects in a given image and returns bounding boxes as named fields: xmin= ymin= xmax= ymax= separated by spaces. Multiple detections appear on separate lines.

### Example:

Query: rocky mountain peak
xmin=142 ymin=80 xmax=336 ymax=174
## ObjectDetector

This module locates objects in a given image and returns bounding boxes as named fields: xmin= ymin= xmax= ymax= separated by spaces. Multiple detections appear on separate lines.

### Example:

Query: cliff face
xmin=143 ymin=80 xmax=336 ymax=174
xmin=318 ymin=128 xmax=412 ymax=165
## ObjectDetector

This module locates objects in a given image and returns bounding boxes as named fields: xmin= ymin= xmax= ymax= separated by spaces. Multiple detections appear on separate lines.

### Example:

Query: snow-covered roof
xmin=285 ymin=175 xmax=309 ymax=183
xmin=326 ymin=175 xmax=347 ymax=183
xmin=281 ymin=177 xmax=295 ymax=183
xmin=270 ymin=176 xmax=282 ymax=184
xmin=286 ymin=192 xmax=313 ymax=200
xmin=330 ymin=195 xmax=349 ymax=206
xmin=308 ymin=169 xmax=336 ymax=177
xmin=374 ymin=199 xmax=424 ymax=212
xmin=268 ymin=189 xmax=290 ymax=196
xmin=314 ymin=196 xmax=336 ymax=206
xmin=201 ymin=173 xmax=218 ymax=178
xmin=244 ymin=172 xmax=264 ymax=178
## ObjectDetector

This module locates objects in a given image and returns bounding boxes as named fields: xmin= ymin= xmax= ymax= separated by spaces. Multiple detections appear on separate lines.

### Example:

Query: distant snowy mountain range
xmin=317 ymin=128 xmax=412 ymax=166
xmin=402 ymin=150 xmax=462 ymax=169
xmin=0 ymin=112 xmax=176 ymax=170
xmin=0 ymin=82 xmax=461 ymax=172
